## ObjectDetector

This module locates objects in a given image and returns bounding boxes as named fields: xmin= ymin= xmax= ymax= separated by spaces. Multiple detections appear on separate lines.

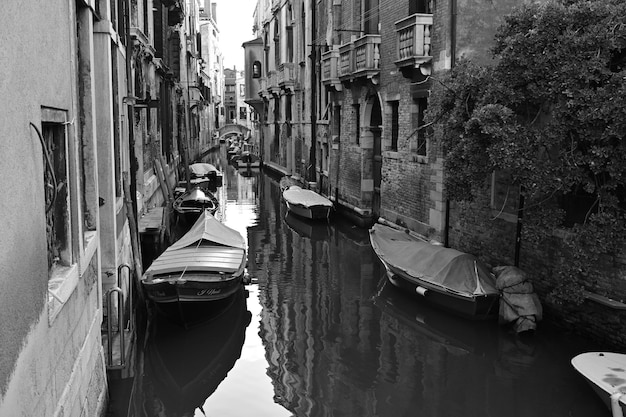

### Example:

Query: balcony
xmin=259 ymin=71 xmax=280 ymax=99
xmin=321 ymin=48 xmax=342 ymax=91
xmin=278 ymin=62 xmax=297 ymax=92
xmin=394 ymin=13 xmax=433 ymax=74
xmin=338 ymin=34 xmax=381 ymax=84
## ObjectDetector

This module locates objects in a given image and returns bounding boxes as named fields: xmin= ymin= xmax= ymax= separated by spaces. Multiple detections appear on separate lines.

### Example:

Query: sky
xmin=214 ymin=0 xmax=258 ymax=71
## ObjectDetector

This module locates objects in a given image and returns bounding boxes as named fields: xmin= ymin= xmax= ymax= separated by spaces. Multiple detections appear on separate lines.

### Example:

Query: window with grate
xmin=42 ymin=122 xmax=71 ymax=271
xmin=391 ymin=101 xmax=399 ymax=151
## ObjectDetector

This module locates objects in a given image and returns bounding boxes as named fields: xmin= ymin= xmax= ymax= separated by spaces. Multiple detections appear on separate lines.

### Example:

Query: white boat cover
xmin=282 ymin=186 xmax=333 ymax=208
xmin=189 ymin=163 xmax=219 ymax=177
xmin=179 ymin=188 xmax=216 ymax=205
xmin=145 ymin=211 xmax=245 ymax=276
xmin=170 ymin=211 xmax=245 ymax=250
xmin=370 ymin=223 xmax=498 ymax=296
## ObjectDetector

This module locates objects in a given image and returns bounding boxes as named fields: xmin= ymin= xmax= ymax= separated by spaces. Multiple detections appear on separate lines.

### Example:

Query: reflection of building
xmin=249 ymin=176 xmax=389 ymax=416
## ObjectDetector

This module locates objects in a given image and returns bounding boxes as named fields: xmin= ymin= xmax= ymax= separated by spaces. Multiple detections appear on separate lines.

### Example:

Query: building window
xmin=239 ymin=107 xmax=247 ymax=120
xmin=42 ymin=121 xmax=71 ymax=270
xmin=333 ymin=105 xmax=341 ymax=143
xmin=411 ymin=97 xmax=428 ymax=156
xmin=409 ymin=0 xmax=432 ymax=14
xmin=274 ymin=18 xmax=280 ymax=68
xmin=390 ymin=101 xmax=399 ymax=151
xmin=252 ymin=60 xmax=262 ymax=78
xmin=353 ymin=104 xmax=360 ymax=145
xmin=363 ymin=0 xmax=380 ymax=35
xmin=286 ymin=94 xmax=292 ymax=122
xmin=415 ymin=97 xmax=427 ymax=156
xmin=323 ymin=142 xmax=329 ymax=172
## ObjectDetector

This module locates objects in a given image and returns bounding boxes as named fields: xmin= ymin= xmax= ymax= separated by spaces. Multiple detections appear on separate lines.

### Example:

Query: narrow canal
xmin=123 ymin=146 xmax=608 ymax=417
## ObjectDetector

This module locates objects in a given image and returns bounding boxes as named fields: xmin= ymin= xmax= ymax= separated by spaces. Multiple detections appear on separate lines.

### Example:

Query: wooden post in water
xmin=123 ymin=172 xmax=145 ymax=304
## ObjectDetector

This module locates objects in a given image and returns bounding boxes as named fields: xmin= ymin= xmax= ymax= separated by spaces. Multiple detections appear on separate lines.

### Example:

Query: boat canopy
xmin=169 ymin=211 xmax=246 ymax=250
xmin=189 ymin=163 xmax=219 ymax=177
xmin=370 ymin=223 xmax=498 ymax=296
xmin=283 ymin=186 xmax=333 ymax=208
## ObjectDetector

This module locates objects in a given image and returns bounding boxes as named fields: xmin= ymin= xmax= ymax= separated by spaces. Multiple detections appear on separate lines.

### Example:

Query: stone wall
xmin=0 ymin=255 xmax=107 ymax=416
xmin=448 ymin=188 xmax=626 ymax=349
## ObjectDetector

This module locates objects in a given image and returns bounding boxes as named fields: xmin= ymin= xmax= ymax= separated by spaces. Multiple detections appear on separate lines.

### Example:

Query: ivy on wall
xmin=426 ymin=0 xmax=626 ymax=303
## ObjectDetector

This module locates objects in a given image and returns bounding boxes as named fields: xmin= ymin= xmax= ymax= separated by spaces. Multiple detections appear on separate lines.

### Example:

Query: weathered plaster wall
xmin=0 ymin=0 xmax=107 ymax=415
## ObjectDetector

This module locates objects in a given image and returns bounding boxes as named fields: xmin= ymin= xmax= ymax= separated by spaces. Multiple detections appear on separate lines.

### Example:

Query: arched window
xmin=252 ymin=61 xmax=262 ymax=78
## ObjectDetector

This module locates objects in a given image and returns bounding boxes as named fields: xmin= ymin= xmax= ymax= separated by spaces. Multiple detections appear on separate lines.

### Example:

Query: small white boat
xmin=571 ymin=352 xmax=626 ymax=417
xmin=282 ymin=185 xmax=333 ymax=220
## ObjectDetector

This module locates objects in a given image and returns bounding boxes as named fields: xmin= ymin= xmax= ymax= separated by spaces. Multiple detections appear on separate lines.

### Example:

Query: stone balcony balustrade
xmin=336 ymin=34 xmax=381 ymax=84
xmin=321 ymin=48 xmax=342 ymax=91
xmin=394 ymin=13 xmax=433 ymax=75
xmin=278 ymin=62 xmax=297 ymax=92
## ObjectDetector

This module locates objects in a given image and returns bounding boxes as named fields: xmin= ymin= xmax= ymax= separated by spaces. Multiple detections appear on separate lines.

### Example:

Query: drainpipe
xmin=444 ymin=0 xmax=457 ymax=248
xmin=308 ymin=0 xmax=317 ymax=184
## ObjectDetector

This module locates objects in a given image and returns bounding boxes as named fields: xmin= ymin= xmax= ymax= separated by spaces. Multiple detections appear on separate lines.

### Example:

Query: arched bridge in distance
xmin=218 ymin=124 xmax=250 ymax=140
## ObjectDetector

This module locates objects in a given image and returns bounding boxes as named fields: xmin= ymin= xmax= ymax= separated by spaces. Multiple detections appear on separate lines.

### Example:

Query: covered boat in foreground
xmin=571 ymin=352 xmax=626 ymax=417
xmin=282 ymin=185 xmax=333 ymax=220
xmin=141 ymin=210 xmax=247 ymax=306
xmin=369 ymin=222 xmax=500 ymax=320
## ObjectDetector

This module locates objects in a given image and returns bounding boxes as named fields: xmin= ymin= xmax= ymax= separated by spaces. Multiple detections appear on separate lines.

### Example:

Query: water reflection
xmin=126 ymin=147 xmax=607 ymax=417
xmin=141 ymin=288 xmax=251 ymax=417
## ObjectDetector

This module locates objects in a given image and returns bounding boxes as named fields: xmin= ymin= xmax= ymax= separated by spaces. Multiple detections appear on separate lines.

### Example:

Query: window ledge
xmin=81 ymin=230 xmax=98 ymax=275
xmin=48 ymin=231 xmax=98 ymax=324
xmin=410 ymin=154 xmax=428 ymax=164
xmin=48 ymin=263 xmax=79 ymax=324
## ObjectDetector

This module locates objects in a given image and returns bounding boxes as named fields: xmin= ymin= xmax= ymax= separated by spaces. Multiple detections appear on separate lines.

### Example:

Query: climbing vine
xmin=426 ymin=0 xmax=626 ymax=303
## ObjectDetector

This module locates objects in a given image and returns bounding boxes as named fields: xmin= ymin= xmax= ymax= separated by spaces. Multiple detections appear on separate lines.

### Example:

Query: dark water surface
xmin=128 ymin=147 xmax=608 ymax=417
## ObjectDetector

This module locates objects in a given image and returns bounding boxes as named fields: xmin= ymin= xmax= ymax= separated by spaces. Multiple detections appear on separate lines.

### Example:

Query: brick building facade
xmin=245 ymin=0 xmax=626 ymax=348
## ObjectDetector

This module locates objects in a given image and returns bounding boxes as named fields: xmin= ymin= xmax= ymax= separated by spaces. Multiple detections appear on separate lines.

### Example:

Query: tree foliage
xmin=426 ymin=0 xmax=626 ymax=303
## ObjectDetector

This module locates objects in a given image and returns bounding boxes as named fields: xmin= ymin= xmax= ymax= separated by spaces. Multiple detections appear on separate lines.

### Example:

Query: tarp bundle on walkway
xmin=494 ymin=266 xmax=543 ymax=333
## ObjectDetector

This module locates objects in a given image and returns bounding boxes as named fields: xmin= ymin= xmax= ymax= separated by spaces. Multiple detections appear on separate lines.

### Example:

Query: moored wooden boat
xmin=236 ymin=151 xmax=261 ymax=169
xmin=369 ymin=222 xmax=500 ymax=320
xmin=188 ymin=162 xmax=223 ymax=187
xmin=141 ymin=210 xmax=247 ymax=308
xmin=172 ymin=187 xmax=219 ymax=225
xmin=571 ymin=352 xmax=626 ymax=417
xmin=282 ymin=185 xmax=333 ymax=220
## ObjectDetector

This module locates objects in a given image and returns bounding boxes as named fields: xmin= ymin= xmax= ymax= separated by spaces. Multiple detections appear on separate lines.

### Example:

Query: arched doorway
xmin=365 ymin=94 xmax=383 ymax=218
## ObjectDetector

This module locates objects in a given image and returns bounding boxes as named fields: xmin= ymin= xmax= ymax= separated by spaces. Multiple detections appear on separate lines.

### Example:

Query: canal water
xmin=125 ymin=146 xmax=608 ymax=417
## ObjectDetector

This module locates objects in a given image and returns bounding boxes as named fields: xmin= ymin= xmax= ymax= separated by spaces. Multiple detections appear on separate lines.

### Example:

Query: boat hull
xmin=380 ymin=259 xmax=499 ymax=320
xmin=285 ymin=201 xmax=331 ymax=220
xmin=237 ymin=161 xmax=261 ymax=169
xmin=142 ymin=275 xmax=243 ymax=304
xmin=571 ymin=352 xmax=626 ymax=415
